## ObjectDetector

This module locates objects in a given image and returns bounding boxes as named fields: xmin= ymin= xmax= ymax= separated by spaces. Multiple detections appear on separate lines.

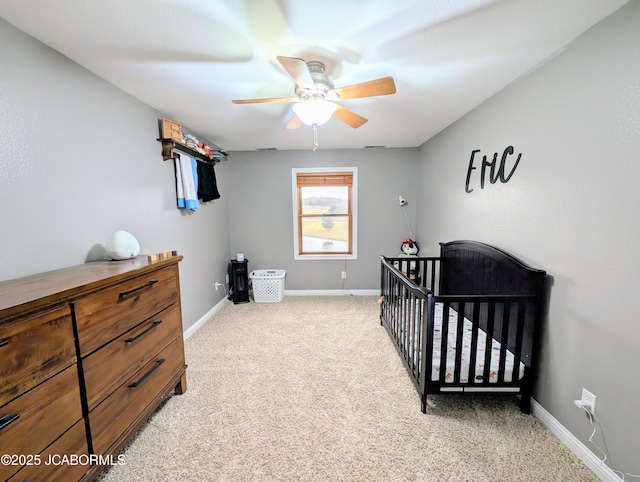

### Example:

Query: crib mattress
xmin=429 ymin=304 xmax=525 ymax=384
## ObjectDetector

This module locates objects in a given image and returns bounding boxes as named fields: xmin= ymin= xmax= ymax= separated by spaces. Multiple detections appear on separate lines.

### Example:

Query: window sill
xmin=294 ymin=253 xmax=357 ymax=261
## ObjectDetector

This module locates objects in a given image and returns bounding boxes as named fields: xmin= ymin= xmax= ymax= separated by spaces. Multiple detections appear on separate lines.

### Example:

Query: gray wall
xmin=226 ymin=148 xmax=419 ymax=290
xmin=415 ymin=2 xmax=640 ymax=475
xmin=0 ymin=19 xmax=231 ymax=330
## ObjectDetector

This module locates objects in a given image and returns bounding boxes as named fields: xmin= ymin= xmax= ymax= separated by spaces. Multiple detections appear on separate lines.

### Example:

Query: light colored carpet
xmin=98 ymin=296 xmax=597 ymax=482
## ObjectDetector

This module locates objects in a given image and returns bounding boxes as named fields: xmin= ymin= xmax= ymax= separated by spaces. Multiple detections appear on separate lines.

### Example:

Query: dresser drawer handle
xmin=0 ymin=413 xmax=20 ymax=430
xmin=0 ymin=338 xmax=8 ymax=348
xmin=118 ymin=279 xmax=159 ymax=300
xmin=125 ymin=320 xmax=163 ymax=344
xmin=128 ymin=359 xmax=165 ymax=388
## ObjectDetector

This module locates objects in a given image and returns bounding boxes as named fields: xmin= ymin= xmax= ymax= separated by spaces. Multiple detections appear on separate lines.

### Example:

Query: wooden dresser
xmin=0 ymin=255 xmax=187 ymax=481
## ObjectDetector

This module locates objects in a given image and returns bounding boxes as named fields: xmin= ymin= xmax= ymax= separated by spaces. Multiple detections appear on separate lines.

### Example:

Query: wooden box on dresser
xmin=0 ymin=255 xmax=187 ymax=481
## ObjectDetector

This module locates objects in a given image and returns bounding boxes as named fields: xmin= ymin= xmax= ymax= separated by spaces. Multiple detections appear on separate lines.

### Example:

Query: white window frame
xmin=292 ymin=167 xmax=358 ymax=261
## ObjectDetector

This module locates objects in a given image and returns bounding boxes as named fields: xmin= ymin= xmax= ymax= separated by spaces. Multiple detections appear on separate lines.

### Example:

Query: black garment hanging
xmin=197 ymin=161 xmax=221 ymax=202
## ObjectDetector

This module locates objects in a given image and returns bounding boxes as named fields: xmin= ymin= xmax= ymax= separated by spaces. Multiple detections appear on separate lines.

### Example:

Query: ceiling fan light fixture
xmin=292 ymin=100 xmax=336 ymax=126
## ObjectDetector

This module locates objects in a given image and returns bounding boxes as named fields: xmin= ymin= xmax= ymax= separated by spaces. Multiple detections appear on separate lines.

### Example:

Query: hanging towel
xmin=197 ymin=161 xmax=221 ymax=202
xmin=174 ymin=153 xmax=199 ymax=211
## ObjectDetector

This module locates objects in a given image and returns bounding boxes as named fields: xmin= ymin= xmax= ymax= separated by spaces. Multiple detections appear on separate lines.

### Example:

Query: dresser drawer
xmin=0 ymin=365 xmax=83 ymax=481
xmin=89 ymin=337 xmax=186 ymax=455
xmin=74 ymin=265 xmax=180 ymax=356
xmin=0 ymin=305 xmax=75 ymax=408
xmin=7 ymin=418 xmax=88 ymax=482
xmin=83 ymin=302 xmax=183 ymax=410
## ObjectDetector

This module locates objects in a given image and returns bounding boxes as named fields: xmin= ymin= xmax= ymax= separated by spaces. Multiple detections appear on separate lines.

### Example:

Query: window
xmin=292 ymin=167 xmax=357 ymax=260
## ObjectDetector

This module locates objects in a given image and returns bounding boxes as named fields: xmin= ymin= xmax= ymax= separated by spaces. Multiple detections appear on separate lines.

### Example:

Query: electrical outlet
xmin=581 ymin=388 xmax=597 ymax=415
xmin=215 ymin=282 xmax=223 ymax=291
xmin=341 ymin=271 xmax=347 ymax=279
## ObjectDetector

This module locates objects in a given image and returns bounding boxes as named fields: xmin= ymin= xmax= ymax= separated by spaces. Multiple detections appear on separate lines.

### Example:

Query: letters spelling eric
xmin=465 ymin=146 xmax=522 ymax=193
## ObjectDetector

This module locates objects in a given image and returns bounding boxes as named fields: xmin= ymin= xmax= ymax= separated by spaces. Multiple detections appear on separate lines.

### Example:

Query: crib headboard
xmin=439 ymin=240 xmax=546 ymax=296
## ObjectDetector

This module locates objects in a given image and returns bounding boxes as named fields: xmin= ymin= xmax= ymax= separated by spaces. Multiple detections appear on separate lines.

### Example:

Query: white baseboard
xmin=284 ymin=289 xmax=379 ymax=296
xmin=183 ymin=296 xmax=229 ymax=340
xmin=531 ymin=399 xmax=621 ymax=482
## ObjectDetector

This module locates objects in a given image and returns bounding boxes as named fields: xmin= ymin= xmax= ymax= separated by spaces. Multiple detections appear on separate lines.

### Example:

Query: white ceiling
xmin=0 ymin=0 xmax=628 ymax=151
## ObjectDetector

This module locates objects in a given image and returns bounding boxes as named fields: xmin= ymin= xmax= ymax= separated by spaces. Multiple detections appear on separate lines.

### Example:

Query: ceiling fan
xmin=232 ymin=56 xmax=396 ymax=132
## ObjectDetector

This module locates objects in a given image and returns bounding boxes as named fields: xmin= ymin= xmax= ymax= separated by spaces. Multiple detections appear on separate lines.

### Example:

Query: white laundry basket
xmin=249 ymin=269 xmax=286 ymax=303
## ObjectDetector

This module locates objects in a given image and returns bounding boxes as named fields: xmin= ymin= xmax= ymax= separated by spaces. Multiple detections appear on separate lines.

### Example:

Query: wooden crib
xmin=379 ymin=240 xmax=546 ymax=414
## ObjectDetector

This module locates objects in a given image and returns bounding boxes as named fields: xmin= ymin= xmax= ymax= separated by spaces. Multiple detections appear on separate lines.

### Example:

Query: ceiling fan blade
xmin=276 ymin=56 xmax=315 ymax=90
xmin=333 ymin=76 xmax=396 ymax=100
xmin=284 ymin=113 xmax=302 ymax=130
xmin=333 ymin=105 xmax=368 ymax=129
xmin=232 ymin=96 xmax=296 ymax=104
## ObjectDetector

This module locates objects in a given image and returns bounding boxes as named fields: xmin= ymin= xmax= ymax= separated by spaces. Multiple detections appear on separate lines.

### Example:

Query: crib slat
xmin=405 ymin=289 xmax=413 ymax=367
xmin=405 ymin=294 xmax=410 ymax=352
xmin=466 ymin=302 xmax=479 ymax=384
xmin=497 ymin=302 xmax=511 ymax=383
xmin=513 ymin=300 xmax=526 ymax=379
xmin=418 ymin=295 xmax=425 ymax=377
xmin=482 ymin=301 xmax=496 ymax=383
xmin=439 ymin=301 xmax=450 ymax=383
xmin=430 ymin=261 xmax=437 ymax=292
xmin=407 ymin=290 xmax=413 ymax=366
xmin=410 ymin=292 xmax=418 ymax=371
xmin=453 ymin=302 xmax=465 ymax=384
xmin=404 ymin=290 xmax=410 ymax=362
xmin=422 ymin=295 xmax=435 ymax=392
xmin=392 ymin=280 xmax=398 ymax=334
xmin=399 ymin=286 xmax=404 ymax=349
xmin=416 ymin=294 xmax=423 ymax=376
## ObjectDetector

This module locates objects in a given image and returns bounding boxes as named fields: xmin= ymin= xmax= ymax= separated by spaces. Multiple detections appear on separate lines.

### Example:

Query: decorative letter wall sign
xmin=465 ymin=145 xmax=522 ymax=193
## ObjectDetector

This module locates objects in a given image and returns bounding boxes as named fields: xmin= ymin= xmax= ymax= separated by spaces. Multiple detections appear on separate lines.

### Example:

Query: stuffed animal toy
xmin=400 ymin=238 xmax=419 ymax=256
xmin=395 ymin=238 xmax=420 ymax=281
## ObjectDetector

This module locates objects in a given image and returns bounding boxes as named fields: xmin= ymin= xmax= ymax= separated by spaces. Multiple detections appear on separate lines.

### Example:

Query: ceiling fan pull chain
xmin=313 ymin=123 xmax=319 ymax=151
